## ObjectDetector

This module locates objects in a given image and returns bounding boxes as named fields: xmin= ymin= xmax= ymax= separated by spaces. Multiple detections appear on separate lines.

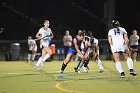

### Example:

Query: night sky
xmin=0 ymin=0 xmax=140 ymax=40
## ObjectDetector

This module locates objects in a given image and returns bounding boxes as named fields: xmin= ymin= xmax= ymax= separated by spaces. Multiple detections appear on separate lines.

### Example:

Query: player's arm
xmin=36 ymin=31 xmax=41 ymax=39
xmin=95 ymin=44 xmax=99 ymax=53
xmin=124 ymin=33 xmax=129 ymax=45
xmin=27 ymin=39 xmax=30 ymax=45
xmin=50 ymin=33 xmax=54 ymax=39
xmin=108 ymin=35 xmax=113 ymax=45
xmin=73 ymin=38 xmax=80 ymax=53
xmin=93 ymin=43 xmax=99 ymax=59
xmin=73 ymin=38 xmax=83 ymax=58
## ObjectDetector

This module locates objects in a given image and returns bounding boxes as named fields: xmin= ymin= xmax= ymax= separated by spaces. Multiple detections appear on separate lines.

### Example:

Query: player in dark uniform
xmin=59 ymin=31 xmax=85 ymax=73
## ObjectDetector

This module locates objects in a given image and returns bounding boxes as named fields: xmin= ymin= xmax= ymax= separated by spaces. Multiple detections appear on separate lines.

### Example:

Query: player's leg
xmin=74 ymin=59 xmax=83 ymax=72
xmin=75 ymin=50 xmax=89 ymax=73
xmin=123 ymin=50 xmax=137 ymax=76
xmin=41 ymin=47 xmax=52 ymax=63
xmin=34 ymin=49 xmax=46 ymax=69
xmin=41 ymin=41 xmax=52 ymax=62
xmin=60 ymin=53 xmax=73 ymax=73
xmin=93 ymin=52 xmax=104 ymax=73
xmin=112 ymin=52 xmax=125 ymax=78
xmin=27 ymin=50 xmax=32 ymax=61
xmin=74 ymin=54 xmax=79 ymax=61
xmin=31 ymin=47 xmax=37 ymax=61
xmin=95 ymin=58 xmax=104 ymax=73
xmin=83 ymin=59 xmax=90 ymax=73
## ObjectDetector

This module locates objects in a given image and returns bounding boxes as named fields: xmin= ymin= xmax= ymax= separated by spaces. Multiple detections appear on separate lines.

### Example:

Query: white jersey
xmin=130 ymin=35 xmax=139 ymax=45
xmin=88 ymin=38 xmax=98 ymax=53
xmin=28 ymin=39 xmax=37 ymax=51
xmin=108 ymin=27 xmax=128 ymax=52
xmin=38 ymin=27 xmax=52 ymax=47
xmin=81 ymin=38 xmax=98 ymax=53
xmin=108 ymin=27 xmax=127 ymax=46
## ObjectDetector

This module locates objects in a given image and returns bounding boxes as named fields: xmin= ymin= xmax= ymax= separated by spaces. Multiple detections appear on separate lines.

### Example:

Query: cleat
xmin=34 ymin=65 xmax=40 ymax=70
xmin=129 ymin=69 xmax=137 ymax=76
xmin=99 ymin=69 xmax=104 ymax=73
xmin=83 ymin=67 xmax=88 ymax=73
xmin=40 ymin=63 xmax=45 ymax=66
xmin=74 ymin=67 xmax=77 ymax=72
xmin=87 ymin=66 xmax=89 ymax=70
xmin=59 ymin=70 xmax=64 ymax=73
xmin=74 ymin=67 xmax=78 ymax=72
xmin=74 ymin=67 xmax=80 ymax=73
xmin=120 ymin=72 xmax=125 ymax=78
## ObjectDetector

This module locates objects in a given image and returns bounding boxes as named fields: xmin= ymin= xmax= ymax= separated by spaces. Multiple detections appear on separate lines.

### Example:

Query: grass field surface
xmin=0 ymin=60 xmax=140 ymax=93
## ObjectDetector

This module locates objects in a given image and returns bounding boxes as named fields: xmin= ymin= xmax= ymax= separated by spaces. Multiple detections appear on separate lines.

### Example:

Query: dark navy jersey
xmin=71 ymin=35 xmax=82 ymax=50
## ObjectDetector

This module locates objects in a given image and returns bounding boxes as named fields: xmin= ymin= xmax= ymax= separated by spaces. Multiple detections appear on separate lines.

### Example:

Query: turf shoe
xmin=59 ymin=70 xmax=64 ymax=73
xmin=34 ymin=65 xmax=40 ymax=70
xmin=74 ymin=67 xmax=81 ymax=73
xmin=120 ymin=72 xmax=125 ymax=78
xmin=83 ymin=67 xmax=88 ymax=73
xmin=129 ymin=69 xmax=137 ymax=76
xmin=99 ymin=69 xmax=104 ymax=73
xmin=74 ymin=67 xmax=78 ymax=72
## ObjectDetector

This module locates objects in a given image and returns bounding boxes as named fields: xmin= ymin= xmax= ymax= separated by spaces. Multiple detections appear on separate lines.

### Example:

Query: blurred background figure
xmin=130 ymin=30 xmax=139 ymax=62
xmin=27 ymin=36 xmax=37 ymax=62
xmin=63 ymin=30 xmax=72 ymax=58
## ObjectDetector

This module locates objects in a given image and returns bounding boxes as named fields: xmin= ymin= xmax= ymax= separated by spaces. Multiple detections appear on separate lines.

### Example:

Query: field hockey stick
xmin=34 ymin=35 xmax=50 ymax=41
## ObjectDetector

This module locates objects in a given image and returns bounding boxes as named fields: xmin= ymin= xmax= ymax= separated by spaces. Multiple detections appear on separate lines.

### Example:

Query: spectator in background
xmin=130 ymin=30 xmax=139 ymax=62
xmin=27 ymin=36 xmax=37 ymax=62
xmin=63 ymin=30 xmax=72 ymax=57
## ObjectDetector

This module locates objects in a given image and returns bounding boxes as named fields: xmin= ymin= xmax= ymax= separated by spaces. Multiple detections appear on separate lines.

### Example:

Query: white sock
xmin=36 ymin=57 xmax=43 ymax=66
xmin=75 ymin=55 xmax=79 ymax=61
xmin=31 ymin=54 xmax=35 ymax=61
xmin=42 ymin=54 xmax=51 ymax=62
xmin=116 ymin=61 xmax=124 ymax=73
xmin=27 ymin=54 xmax=31 ymax=61
xmin=96 ymin=59 xmax=104 ymax=70
xmin=127 ymin=58 xmax=133 ymax=69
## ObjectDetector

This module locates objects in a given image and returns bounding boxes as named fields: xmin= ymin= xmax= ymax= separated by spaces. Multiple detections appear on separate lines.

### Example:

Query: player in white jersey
xmin=34 ymin=20 xmax=53 ymax=69
xmin=27 ymin=36 xmax=37 ymax=61
xmin=108 ymin=20 xmax=137 ymax=78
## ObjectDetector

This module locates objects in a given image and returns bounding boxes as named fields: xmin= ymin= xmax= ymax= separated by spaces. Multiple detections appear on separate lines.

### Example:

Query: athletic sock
xmin=127 ymin=58 xmax=133 ymax=69
xmin=84 ymin=60 xmax=89 ymax=67
xmin=36 ymin=57 xmax=43 ymax=67
xmin=27 ymin=54 xmax=31 ymax=61
xmin=96 ymin=59 xmax=104 ymax=70
xmin=42 ymin=54 xmax=51 ymax=62
xmin=115 ymin=61 xmax=124 ymax=73
xmin=61 ymin=62 xmax=67 ymax=71
xmin=31 ymin=54 xmax=35 ymax=61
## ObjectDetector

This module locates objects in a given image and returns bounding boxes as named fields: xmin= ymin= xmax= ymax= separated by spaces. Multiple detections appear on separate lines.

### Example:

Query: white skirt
xmin=111 ymin=45 xmax=128 ymax=53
